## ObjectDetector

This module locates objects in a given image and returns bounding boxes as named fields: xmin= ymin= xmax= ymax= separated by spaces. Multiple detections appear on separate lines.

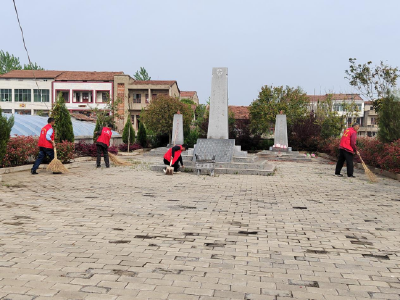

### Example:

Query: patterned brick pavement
xmin=0 ymin=156 xmax=399 ymax=300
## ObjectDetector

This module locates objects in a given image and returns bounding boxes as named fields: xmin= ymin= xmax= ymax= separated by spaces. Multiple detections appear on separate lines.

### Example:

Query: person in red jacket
xmin=335 ymin=123 xmax=360 ymax=178
xmin=31 ymin=117 xmax=56 ymax=175
xmin=95 ymin=126 xmax=112 ymax=168
xmin=163 ymin=144 xmax=188 ymax=173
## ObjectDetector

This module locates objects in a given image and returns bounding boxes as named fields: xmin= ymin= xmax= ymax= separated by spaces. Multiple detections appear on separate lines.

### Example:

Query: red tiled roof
xmin=131 ymin=80 xmax=177 ymax=86
xmin=364 ymin=101 xmax=374 ymax=105
xmin=55 ymin=71 xmax=123 ymax=81
xmin=70 ymin=113 xmax=96 ymax=122
xmin=307 ymin=94 xmax=363 ymax=102
xmin=0 ymin=70 xmax=64 ymax=79
xmin=0 ymin=70 xmax=124 ymax=81
xmin=229 ymin=106 xmax=249 ymax=119
xmin=180 ymin=91 xmax=196 ymax=97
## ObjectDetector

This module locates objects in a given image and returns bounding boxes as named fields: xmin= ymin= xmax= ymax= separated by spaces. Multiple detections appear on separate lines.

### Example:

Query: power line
xmin=12 ymin=0 xmax=49 ymax=111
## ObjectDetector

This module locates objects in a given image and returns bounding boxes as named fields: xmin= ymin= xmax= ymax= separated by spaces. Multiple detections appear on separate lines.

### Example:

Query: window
xmin=96 ymin=91 xmax=109 ymax=103
xmin=136 ymin=115 xmax=140 ymax=129
xmin=145 ymin=94 xmax=149 ymax=104
xmin=357 ymin=104 xmax=362 ymax=111
xmin=15 ymin=89 xmax=31 ymax=102
xmin=370 ymin=106 xmax=374 ymax=110
xmin=56 ymin=91 xmax=70 ymax=103
xmin=133 ymin=94 xmax=141 ymax=103
xmin=34 ymin=89 xmax=50 ymax=102
xmin=333 ymin=104 xmax=342 ymax=112
xmin=73 ymin=91 xmax=93 ymax=103
xmin=371 ymin=117 xmax=376 ymax=125
xmin=0 ymin=89 xmax=12 ymax=102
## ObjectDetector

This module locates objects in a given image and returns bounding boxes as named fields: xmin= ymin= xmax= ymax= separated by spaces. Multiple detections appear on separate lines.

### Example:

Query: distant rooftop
xmin=180 ymin=91 xmax=196 ymax=97
xmin=308 ymin=94 xmax=363 ymax=102
xmin=0 ymin=70 xmax=124 ymax=81
xmin=3 ymin=113 xmax=119 ymax=137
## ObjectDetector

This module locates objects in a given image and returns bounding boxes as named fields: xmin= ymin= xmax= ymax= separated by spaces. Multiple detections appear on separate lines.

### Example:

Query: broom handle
xmin=54 ymin=147 xmax=57 ymax=160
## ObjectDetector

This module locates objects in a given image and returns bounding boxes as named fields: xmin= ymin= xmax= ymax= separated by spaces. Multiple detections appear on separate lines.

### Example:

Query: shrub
xmin=376 ymin=139 xmax=400 ymax=173
xmin=122 ymin=118 xmax=135 ymax=144
xmin=288 ymin=114 xmax=321 ymax=151
xmin=184 ymin=128 xmax=199 ymax=148
xmin=118 ymin=143 xmax=142 ymax=152
xmin=56 ymin=141 xmax=75 ymax=163
xmin=137 ymin=123 xmax=147 ymax=147
xmin=0 ymin=108 xmax=14 ymax=166
xmin=75 ymin=141 xmax=118 ymax=157
xmin=1 ymin=135 xmax=38 ymax=167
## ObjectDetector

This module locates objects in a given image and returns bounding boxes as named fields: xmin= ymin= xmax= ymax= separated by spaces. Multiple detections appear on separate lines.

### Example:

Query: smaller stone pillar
xmin=272 ymin=114 xmax=289 ymax=151
xmin=171 ymin=113 xmax=184 ymax=145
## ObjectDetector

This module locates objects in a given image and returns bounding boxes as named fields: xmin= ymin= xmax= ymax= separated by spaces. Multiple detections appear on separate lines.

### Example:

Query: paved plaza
xmin=0 ymin=155 xmax=400 ymax=300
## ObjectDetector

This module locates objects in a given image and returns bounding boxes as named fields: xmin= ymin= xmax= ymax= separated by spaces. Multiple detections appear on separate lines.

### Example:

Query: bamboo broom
xmin=108 ymin=152 xmax=131 ymax=166
xmin=357 ymin=151 xmax=378 ymax=182
xmin=47 ymin=147 xmax=69 ymax=174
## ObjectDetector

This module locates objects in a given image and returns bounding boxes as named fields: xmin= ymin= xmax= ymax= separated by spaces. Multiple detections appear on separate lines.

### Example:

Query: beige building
xmin=360 ymin=101 xmax=378 ymax=137
xmin=114 ymin=74 xmax=180 ymax=131
xmin=180 ymin=91 xmax=199 ymax=105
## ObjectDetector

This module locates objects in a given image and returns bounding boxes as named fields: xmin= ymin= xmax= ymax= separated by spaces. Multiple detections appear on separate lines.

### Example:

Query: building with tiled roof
xmin=180 ymin=91 xmax=199 ymax=105
xmin=229 ymin=106 xmax=249 ymax=120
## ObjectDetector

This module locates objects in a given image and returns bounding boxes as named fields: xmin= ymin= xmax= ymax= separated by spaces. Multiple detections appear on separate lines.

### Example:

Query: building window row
xmin=1 ymin=89 xmax=50 ymax=102
xmin=56 ymin=90 xmax=110 ymax=103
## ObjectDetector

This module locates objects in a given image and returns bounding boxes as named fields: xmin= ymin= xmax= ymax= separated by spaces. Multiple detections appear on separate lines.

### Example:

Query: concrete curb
xmin=0 ymin=157 xmax=93 ymax=176
xmin=317 ymin=152 xmax=400 ymax=182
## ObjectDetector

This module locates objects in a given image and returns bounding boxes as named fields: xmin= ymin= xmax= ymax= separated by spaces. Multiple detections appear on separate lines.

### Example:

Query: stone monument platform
xmin=257 ymin=150 xmax=312 ymax=161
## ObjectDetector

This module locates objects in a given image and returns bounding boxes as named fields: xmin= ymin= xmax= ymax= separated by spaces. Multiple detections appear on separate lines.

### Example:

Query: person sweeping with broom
xmin=335 ymin=122 xmax=360 ymax=178
xmin=31 ymin=118 xmax=56 ymax=175
xmin=95 ymin=125 xmax=112 ymax=168
xmin=163 ymin=144 xmax=188 ymax=174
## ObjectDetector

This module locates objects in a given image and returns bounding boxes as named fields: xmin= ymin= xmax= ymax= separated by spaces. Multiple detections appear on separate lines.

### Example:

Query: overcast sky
xmin=2 ymin=0 xmax=400 ymax=105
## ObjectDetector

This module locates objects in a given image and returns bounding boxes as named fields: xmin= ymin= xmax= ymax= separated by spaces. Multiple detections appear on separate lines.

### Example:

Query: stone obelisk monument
xmin=207 ymin=67 xmax=228 ymax=139
xmin=171 ymin=113 xmax=183 ymax=145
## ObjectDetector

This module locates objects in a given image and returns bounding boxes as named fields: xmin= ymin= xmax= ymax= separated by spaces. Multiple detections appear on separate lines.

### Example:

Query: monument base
xmin=270 ymin=147 xmax=292 ymax=152
xmin=193 ymin=139 xmax=235 ymax=162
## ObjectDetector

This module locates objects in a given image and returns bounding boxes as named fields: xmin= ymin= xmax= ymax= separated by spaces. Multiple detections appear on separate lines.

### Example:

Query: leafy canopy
xmin=0 ymin=50 xmax=44 ymax=74
xmin=249 ymin=85 xmax=309 ymax=135
xmin=377 ymin=92 xmax=400 ymax=143
xmin=140 ymin=95 xmax=193 ymax=140
xmin=134 ymin=67 xmax=151 ymax=81
xmin=122 ymin=116 xmax=135 ymax=144
xmin=345 ymin=58 xmax=399 ymax=111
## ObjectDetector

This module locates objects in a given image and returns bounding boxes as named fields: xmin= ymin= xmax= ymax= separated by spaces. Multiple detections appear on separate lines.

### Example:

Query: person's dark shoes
xmin=106 ymin=166 xmax=110 ymax=168
xmin=334 ymin=174 xmax=343 ymax=177
xmin=348 ymin=175 xmax=356 ymax=178
xmin=96 ymin=165 xmax=101 ymax=168
xmin=31 ymin=168 xmax=38 ymax=175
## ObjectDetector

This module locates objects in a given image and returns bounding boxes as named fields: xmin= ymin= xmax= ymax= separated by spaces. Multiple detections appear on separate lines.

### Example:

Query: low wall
xmin=75 ymin=136 xmax=123 ymax=146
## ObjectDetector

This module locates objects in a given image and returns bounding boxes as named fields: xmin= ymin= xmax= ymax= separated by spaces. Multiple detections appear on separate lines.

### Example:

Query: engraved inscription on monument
xmin=171 ymin=113 xmax=183 ymax=145
xmin=194 ymin=139 xmax=235 ymax=162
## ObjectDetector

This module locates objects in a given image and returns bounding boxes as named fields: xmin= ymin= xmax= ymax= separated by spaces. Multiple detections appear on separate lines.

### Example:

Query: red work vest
xmin=164 ymin=145 xmax=183 ymax=165
xmin=96 ymin=127 xmax=112 ymax=147
xmin=339 ymin=127 xmax=356 ymax=152
xmin=38 ymin=124 xmax=54 ymax=149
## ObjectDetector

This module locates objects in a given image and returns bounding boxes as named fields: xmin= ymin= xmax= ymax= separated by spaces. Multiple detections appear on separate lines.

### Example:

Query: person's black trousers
xmin=32 ymin=147 xmax=54 ymax=172
xmin=96 ymin=144 xmax=109 ymax=167
xmin=164 ymin=158 xmax=181 ymax=172
xmin=335 ymin=149 xmax=354 ymax=176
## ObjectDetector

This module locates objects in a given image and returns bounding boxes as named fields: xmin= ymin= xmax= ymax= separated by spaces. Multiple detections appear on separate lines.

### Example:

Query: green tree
xmin=89 ymin=93 xmax=122 ymax=133
xmin=0 ymin=107 xmax=14 ymax=165
xmin=0 ymin=50 xmax=22 ymax=74
xmin=51 ymin=92 xmax=74 ymax=143
xmin=140 ymin=95 xmax=193 ymax=142
xmin=122 ymin=116 xmax=135 ymax=144
xmin=23 ymin=62 xmax=44 ymax=70
xmin=134 ymin=67 xmax=151 ymax=81
xmin=137 ymin=122 xmax=147 ymax=147
xmin=377 ymin=93 xmax=400 ymax=143
xmin=180 ymin=98 xmax=195 ymax=105
xmin=249 ymin=85 xmax=309 ymax=135
xmin=345 ymin=58 xmax=400 ymax=111
xmin=93 ymin=118 xmax=101 ymax=141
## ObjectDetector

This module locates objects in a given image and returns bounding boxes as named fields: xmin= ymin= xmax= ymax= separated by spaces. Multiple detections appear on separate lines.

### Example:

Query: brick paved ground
xmin=0 ymin=155 xmax=399 ymax=300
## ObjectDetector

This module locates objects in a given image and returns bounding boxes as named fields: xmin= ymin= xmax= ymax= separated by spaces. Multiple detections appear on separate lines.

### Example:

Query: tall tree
xmin=249 ymin=85 xmax=309 ymax=135
xmin=0 ymin=107 xmax=14 ymax=166
xmin=0 ymin=50 xmax=22 ymax=74
xmin=140 ymin=95 xmax=193 ymax=142
xmin=345 ymin=58 xmax=400 ymax=111
xmin=377 ymin=93 xmax=400 ymax=143
xmin=51 ymin=93 xmax=74 ymax=143
xmin=23 ymin=62 xmax=44 ymax=70
xmin=134 ymin=67 xmax=151 ymax=81
xmin=122 ymin=116 xmax=135 ymax=144
xmin=137 ymin=122 xmax=147 ymax=147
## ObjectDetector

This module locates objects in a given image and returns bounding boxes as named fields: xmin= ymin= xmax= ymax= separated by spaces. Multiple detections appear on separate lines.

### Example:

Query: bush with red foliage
xmin=1 ymin=135 xmax=38 ymax=167
xmin=118 ymin=143 xmax=142 ymax=152
xmin=56 ymin=141 xmax=75 ymax=163
xmin=320 ymin=136 xmax=400 ymax=174
xmin=288 ymin=114 xmax=322 ymax=152
xmin=75 ymin=141 xmax=118 ymax=157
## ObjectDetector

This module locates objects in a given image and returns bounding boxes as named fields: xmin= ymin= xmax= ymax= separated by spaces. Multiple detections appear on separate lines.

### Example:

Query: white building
xmin=0 ymin=70 xmax=123 ymax=116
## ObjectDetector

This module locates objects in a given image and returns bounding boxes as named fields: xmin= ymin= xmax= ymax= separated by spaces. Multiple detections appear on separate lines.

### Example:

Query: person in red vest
xmin=31 ymin=117 xmax=56 ymax=175
xmin=95 ymin=125 xmax=113 ymax=168
xmin=163 ymin=144 xmax=188 ymax=173
xmin=335 ymin=123 xmax=360 ymax=178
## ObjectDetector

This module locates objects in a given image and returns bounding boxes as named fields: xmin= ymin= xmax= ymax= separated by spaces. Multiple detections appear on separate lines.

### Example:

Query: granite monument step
xmin=257 ymin=150 xmax=312 ymax=161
